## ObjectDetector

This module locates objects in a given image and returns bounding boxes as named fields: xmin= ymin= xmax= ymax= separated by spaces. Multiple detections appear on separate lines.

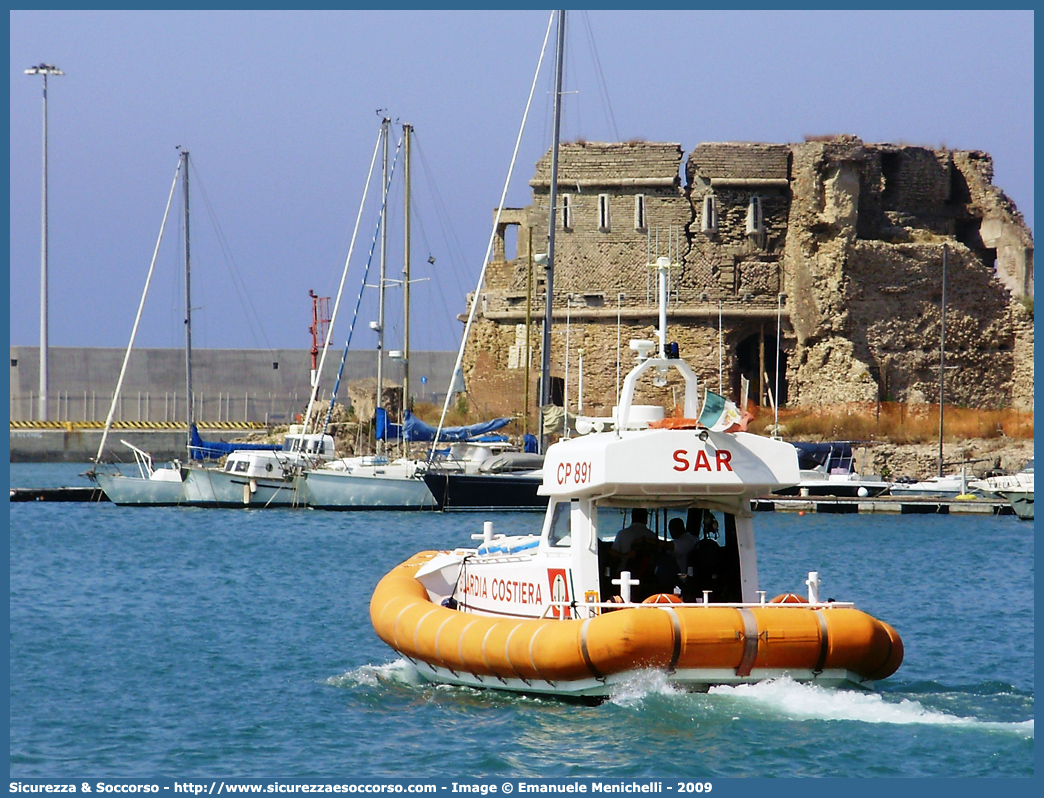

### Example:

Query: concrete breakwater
xmin=10 ymin=346 xmax=456 ymax=424
xmin=9 ymin=423 xmax=261 ymax=463
xmin=11 ymin=423 xmax=1033 ymax=478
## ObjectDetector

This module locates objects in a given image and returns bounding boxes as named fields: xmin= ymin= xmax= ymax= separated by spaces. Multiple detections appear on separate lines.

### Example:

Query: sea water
xmin=8 ymin=464 xmax=1034 ymax=778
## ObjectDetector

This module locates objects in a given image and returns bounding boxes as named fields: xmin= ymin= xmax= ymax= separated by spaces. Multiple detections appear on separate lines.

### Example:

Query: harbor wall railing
xmin=10 ymin=347 xmax=456 ymax=424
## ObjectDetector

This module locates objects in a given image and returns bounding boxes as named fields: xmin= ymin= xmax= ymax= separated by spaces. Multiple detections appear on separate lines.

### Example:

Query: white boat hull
xmin=182 ymin=466 xmax=305 ymax=507
xmin=304 ymin=470 xmax=436 ymax=510
xmin=888 ymin=474 xmax=972 ymax=497
xmin=1000 ymin=490 xmax=1034 ymax=520
xmin=404 ymin=658 xmax=870 ymax=699
xmin=93 ymin=469 xmax=186 ymax=506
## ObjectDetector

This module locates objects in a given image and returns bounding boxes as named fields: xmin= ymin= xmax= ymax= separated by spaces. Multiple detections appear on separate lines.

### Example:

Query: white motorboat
xmin=969 ymin=460 xmax=1034 ymax=519
xmin=888 ymin=470 xmax=976 ymax=498
xmin=182 ymin=427 xmax=336 ymax=508
xmin=370 ymin=252 xmax=903 ymax=699
xmin=773 ymin=442 xmax=890 ymax=498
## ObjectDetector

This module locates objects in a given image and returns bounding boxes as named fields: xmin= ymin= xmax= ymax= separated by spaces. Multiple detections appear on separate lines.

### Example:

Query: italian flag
xmin=698 ymin=390 xmax=750 ymax=433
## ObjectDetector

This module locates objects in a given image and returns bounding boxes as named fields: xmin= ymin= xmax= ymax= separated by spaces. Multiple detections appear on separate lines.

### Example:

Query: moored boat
xmin=90 ymin=151 xmax=195 ymax=506
xmin=422 ymin=439 xmax=545 ymax=511
xmin=1003 ymin=491 xmax=1034 ymax=520
xmin=303 ymin=454 xmax=436 ymax=510
xmin=889 ymin=469 xmax=977 ymax=498
xmin=92 ymin=440 xmax=188 ymax=506
xmin=181 ymin=426 xmax=336 ymax=507
xmin=969 ymin=460 xmax=1034 ymax=519
xmin=774 ymin=441 xmax=890 ymax=498
xmin=369 ymin=259 xmax=903 ymax=699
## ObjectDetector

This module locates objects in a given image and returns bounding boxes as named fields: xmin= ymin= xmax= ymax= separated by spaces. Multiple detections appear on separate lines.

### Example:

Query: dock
xmin=752 ymin=495 xmax=1015 ymax=516
xmin=10 ymin=486 xmax=109 ymax=503
xmin=9 ymin=485 xmax=1017 ymax=515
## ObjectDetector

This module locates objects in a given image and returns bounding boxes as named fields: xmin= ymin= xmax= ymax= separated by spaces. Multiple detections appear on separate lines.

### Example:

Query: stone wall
xmin=510 ymin=141 xmax=690 ymax=307
xmin=783 ymin=137 xmax=1032 ymax=410
xmin=462 ymin=136 xmax=1034 ymax=419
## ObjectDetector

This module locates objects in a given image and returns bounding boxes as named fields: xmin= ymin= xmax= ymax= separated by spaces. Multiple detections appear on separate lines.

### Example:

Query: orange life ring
xmin=648 ymin=417 xmax=701 ymax=430
xmin=769 ymin=593 xmax=809 ymax=604
xmin=642 ymin=593 xmax=683 ymax=604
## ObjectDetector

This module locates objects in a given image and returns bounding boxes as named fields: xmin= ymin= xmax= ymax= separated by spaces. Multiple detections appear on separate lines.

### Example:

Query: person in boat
xmin=679 ymin=510 xmax=733 ymax=603
xmin=610 ymin=508 xmax=671 ymax=601
xmin=611 ymin=508 xmax=658 ymax=561
xmin=668 ymin=516 xmax=697 ymax=572
xmin=647 ymin=516 xmax=694 ymax=596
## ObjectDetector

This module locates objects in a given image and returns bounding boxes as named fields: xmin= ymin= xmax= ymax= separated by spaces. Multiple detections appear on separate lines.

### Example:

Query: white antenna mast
xmin=718 ymin=300 xmax=723 ymax=392
xmin=656 ymin=256 xmax=669 ymax=358
xmin=774 ymin=293 xmax=782 ymax=438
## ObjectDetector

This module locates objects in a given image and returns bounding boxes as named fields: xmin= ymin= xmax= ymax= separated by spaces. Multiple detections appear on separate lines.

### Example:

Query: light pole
xmin=25 ymin=63 xmax=63 ymax=422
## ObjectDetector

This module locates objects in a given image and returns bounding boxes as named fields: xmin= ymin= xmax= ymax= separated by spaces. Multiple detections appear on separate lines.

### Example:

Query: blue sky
xmin=9 ymin=9 xmax=1034 ymax=354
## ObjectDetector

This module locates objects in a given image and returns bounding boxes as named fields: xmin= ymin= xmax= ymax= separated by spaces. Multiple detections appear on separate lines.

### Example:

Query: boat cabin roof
xmin=282 ymin=432 xmax=336 ymax=456
xmin=539 ymin=428 xmax=799 ymax=505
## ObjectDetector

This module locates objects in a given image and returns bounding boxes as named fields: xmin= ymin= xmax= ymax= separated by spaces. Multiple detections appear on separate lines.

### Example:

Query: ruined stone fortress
xmin=464 ymin=136 xmax=1034 ymax=424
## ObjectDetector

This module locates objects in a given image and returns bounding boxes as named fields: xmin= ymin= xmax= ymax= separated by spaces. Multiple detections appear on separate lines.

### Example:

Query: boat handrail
xmin=432 ymin=459 xmax=468 ymax=473
xmin=469 ymin=553 xmax=538 ymax=565
xmin=120 ymin=439 xmax=155 ymax=479
xmin=535 ymin=599 xmax=855 ymax=618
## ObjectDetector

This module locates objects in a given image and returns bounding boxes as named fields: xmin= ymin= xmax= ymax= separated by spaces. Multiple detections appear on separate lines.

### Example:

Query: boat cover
xmin=376 ymin=410 xmax=511 ymax=442
xmin=791 ymin=441 xmax=855 ymax=472
xmin=188 ymin=423 xmax=282 ymax=460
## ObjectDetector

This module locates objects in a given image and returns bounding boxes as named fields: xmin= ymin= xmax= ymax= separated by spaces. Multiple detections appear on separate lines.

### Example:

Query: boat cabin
xmin=548 ymin=499 xmax=748 ymax=606
xmin=425 ymin=424 xmax=798 ymax=620
xmin=222 ymin=429 xmax=336 ymax=479
xmin=445 ymin=441 xmax=509 ymax=468
xmin=281 ymin=426 xmax=337 ymax=458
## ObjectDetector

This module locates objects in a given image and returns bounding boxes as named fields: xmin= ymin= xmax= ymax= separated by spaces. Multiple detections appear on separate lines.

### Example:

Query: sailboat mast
xmin=376 ymin=117 xmax=389 ymax=454
xmin=539 ymin=9 xmax=566 ymax=453
xmin=182 ymin=149 xmax=193 ymax=455
xmin=939 ymin=243 xmax=947 ymax=478
xmin=402 ymin=123 xmax=413 ymax=456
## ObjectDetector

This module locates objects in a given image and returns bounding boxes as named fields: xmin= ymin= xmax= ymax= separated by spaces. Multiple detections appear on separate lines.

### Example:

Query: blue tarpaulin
xmin=188 ymin=424 xmax=282 ymax=461
xmin=374 ymin=409 xmax=511 ymax=442
xmin=374 ymin=408 xmax=402 ymax=441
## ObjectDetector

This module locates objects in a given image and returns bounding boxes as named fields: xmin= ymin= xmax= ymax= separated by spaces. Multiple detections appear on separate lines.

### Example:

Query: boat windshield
xmin=595 ymin=505 xmax=729 ymax=546
xmin=548 ymin=501 xmax=571 ymax=547
xmin=594 ymin=504 xmax=741 ymax=604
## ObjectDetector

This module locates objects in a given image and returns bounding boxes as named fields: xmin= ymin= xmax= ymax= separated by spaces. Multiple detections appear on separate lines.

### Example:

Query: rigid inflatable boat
xmin=370 ymin=262 xmax=903 ymax=699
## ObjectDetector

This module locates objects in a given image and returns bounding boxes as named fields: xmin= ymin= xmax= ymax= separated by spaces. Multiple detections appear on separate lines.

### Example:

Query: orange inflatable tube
xmin=370 ymin=552 xmax=903 ymax=685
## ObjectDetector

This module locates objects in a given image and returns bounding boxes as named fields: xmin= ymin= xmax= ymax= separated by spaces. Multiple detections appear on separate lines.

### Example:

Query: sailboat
xmin=300 ymin=121 xmax=438 ymax=510
xmin=89 ymin=151 xmax=194 ymax=506
xmin=421 ymin=11 xmax=567 ymax=511
xmin=90 ymin=151 xmax=333 ymax=507
xmin=179 ymin=424 xmax=335 ymax=507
